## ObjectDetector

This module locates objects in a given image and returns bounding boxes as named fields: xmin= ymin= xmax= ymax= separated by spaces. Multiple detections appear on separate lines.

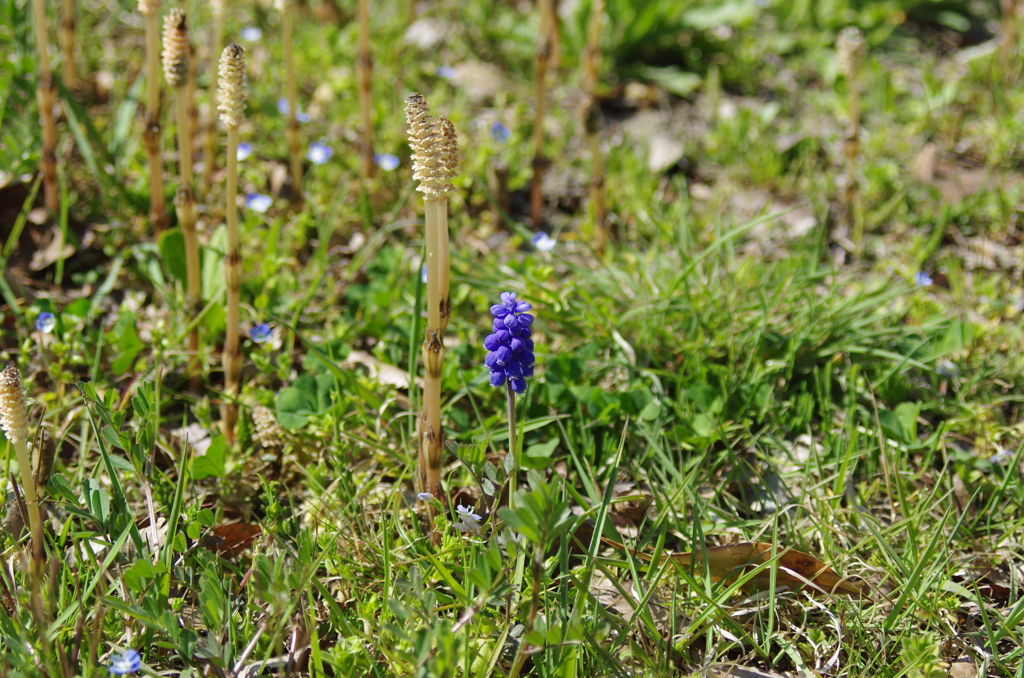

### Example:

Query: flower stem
xmin=507 ymin=381 xmax=517 ymax=509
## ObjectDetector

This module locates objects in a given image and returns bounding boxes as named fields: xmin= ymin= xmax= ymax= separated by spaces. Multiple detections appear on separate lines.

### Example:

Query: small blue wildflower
xmin=36 ymin=312 xmax=56 ymax=334
xmin=245 ymin=193 xmax=273 ymax=213
xmin=236 ymin=142 xmax=252 ymax=161
xmin=490 ymin=121 xmax=510 ymax=143
xmin=421 ymin=264 xmax=428 ymax=283
xmin=436 ymin=65 xmax=456 ymax=79
xmin=417 ymin=492 xmax=434 ymax=502
xmin=108 ymin=649 xmax=142 ymax=675
xmin=915 ymin=271 xmax=933 ymax=287
xmin=530 ymin=232 xmax=556 ymax=252
xmin=483 ymin=292 xmax=535 ymax=394
xmin=374 ymin=153 xmax=400 ymax=171
xmin=249 ymin=323 xmax=272 ymax=343
xmin=240 ymin=26 xmax=262 ymax=42
xmin=456 ymin=504 xmax=482 ymax=521
xmin=277 ymin=98 xmax=311 ymax=123
xmin=307 ymin=141 xmax=333 ymax=165
xmin=991 ymin=449 xmax=1015 ymax=465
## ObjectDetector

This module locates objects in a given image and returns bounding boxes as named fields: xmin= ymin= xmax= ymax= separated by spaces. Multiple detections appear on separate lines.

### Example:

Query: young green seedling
xmin=218 ymin=43 xmax=247 ymax=444
xmin=139 ymin=0 xmax=168 ymax=232
xmin=163 ymin=8 xmax=202 ymax=388
xmin=32 ymin=0 xmax=59 ymax=213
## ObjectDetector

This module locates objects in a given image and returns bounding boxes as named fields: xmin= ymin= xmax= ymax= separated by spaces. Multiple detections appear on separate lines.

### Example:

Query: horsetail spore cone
xmin=219 ymin=43 xmax=247 ymax=443
xmin=435 ymin=116 xmax=458 ymax=331
xmin=164 ymin=8 xmax=201 ymax=388
xmin=139 ymin=0 xmax=168 ymax=232
xmin=0 ymin=364 xmax=45 ymax=568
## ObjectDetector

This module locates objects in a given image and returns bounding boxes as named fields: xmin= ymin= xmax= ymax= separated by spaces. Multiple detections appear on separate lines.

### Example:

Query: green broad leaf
xmin=82 ymin=478 xmax=111 ymax=526
xmin=276 ymin=373 xmax=337 ymax=430
xmin=106 ymin=454 xmax=136 ymax=473
xmin=122 ymin=559 xmax=155 ymax=593
xmin=636 ymin=65 xmax=701 ymax=97
xmin=201 ymin=225 xmax=227 ymax=302
xmin=159 ymin=229 xmax=188 ymax=284
xmin=525 ymin=438 xmax=559 ymax=459
xmin=101 ymin=425 xmax=126 ymax=451
xmin=192 ymin=435 xmax=227 ymax=479
xmin=47 ymin=473 xmax=80 ymax=506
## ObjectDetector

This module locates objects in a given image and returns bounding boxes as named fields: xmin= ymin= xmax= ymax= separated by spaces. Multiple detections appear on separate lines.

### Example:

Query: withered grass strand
xmin=530 ymin=0 xmax=553 ymax=227
xmin=583 ymin=0 xmax=606 ymax=251
xmin=406 ymin=93 xmax=446 ymax=542
xmin=205 ymin=0 xmax=226 ymax=194
xmin=164 ymin=8 xmax=202 ymax=388
xmin=357 ymin=0 xmax=374 ymax=179
xmin=0 ymin=364 xmax=45 ymax=570
xmin=218 ymin=43 xmax=247 ymax=444
xmin=280 ymin=0 xmax=303 ymax=206
xmin=837 ymin=26 xmax=865 ymax=257
xmin=60 ymin=0 xmax=77 ymax=88
xmin=139 ymin=0 xmax=168 ymax=232
xmin=32 ymin=0 xmax=59 ymax=213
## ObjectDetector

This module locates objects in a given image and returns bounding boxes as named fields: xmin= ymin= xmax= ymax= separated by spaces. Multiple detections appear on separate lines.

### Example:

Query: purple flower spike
xmin=484 ymin=292 xmax=535 ymax=394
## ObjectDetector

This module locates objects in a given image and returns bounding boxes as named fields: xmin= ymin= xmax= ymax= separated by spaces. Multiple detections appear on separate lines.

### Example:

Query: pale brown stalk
xmin=32 ymin=0 xmax=58 ymax=213
xmin=204 ymin=0 xmax=225 ymax=194
xmin=583 ymin=0 xmax=606 ymax=251
xmin=837 ymin=27 xmax=865 ymax=257
xmin=139 ymin=0 xmax=168 ymax=232
xmin=218 ymin=43 xmax=247 ymax=444
xmin=407 ymin=93 xmax=448 ymax=543
xmin=530 ymin=0 xmax=553 ymax=227
xmin=1003 ymin=0 xmax=1017 ymax=72
xmin=60 ymin=0 xmax=77 ymax=88
xmin=436 ymin=117 xmax=458 ymax=332
xmin=357 ymin=0 xmax=375 ymax=180
xmin=164 ymin=8 xmax=201 ymax=388
xmin=281 ymin=0 xmax=303 ymax=207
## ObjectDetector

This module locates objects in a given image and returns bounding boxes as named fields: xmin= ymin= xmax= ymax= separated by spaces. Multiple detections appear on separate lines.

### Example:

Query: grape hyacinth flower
xmin=484 ymin=292 xmax=535 ymax=394
xmin=35 ymin=312 xmax=56 ymax=334
xmin=108 ymin=649 xmax=142 ymax=675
